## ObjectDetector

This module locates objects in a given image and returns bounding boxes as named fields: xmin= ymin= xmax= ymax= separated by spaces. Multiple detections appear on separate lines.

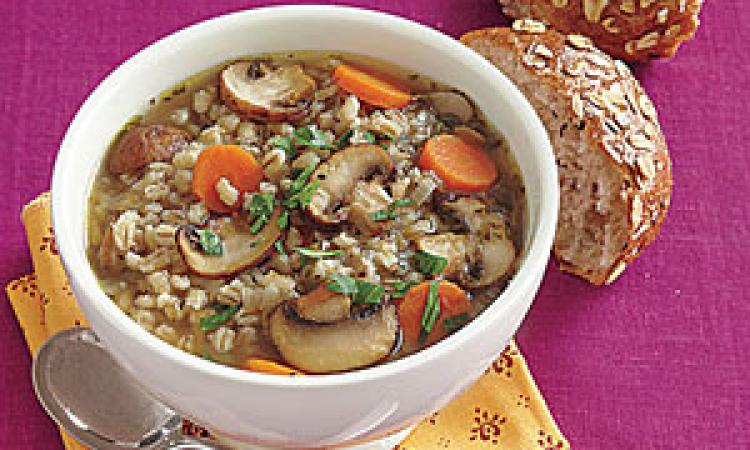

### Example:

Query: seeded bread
xmin=461 ymin=22 xmax=672 ymax=285
xmin=496 ymin=0 xmax=703 ymax=62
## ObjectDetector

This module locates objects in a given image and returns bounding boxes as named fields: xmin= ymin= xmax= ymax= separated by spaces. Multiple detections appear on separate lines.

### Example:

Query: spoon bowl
xmin=32 ymin=327 xmax=221 ymax=449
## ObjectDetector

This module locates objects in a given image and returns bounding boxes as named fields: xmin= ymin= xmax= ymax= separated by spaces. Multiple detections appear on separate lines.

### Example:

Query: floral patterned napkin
xmin=6 ymin=192 xmax=569 ymax=449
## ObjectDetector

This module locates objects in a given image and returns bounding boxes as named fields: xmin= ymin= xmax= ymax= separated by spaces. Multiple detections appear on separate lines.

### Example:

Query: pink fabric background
xmin=1 ymin=0 xmax=747 ymax=448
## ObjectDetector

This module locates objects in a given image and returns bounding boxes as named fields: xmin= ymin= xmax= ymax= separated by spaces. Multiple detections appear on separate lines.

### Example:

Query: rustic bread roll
xmin=496 ymin=0 xmax=703 ymax=62
xmin=461 ymin=22 xmax=672 ymax=285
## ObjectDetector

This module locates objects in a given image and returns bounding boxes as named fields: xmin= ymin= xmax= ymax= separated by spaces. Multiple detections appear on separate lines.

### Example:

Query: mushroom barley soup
xmin=87 ymin=52 xmax=526 ymax=374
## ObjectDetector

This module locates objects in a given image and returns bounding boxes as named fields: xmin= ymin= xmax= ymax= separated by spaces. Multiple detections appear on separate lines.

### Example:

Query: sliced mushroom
xmin=291 ymin=285 xmax=352 ymax=324
xmin=444 ymin=197 xmax=485 ymax=231
xmin=349 ymin=180 xmax=394 ymax=235
xmin=108 ymin=124 xmax=190 ymax=174
xmin=416 ymin=233 xmax=469 ymax=280
xmin=441 ymin=198 xmax=516 ymax=288
xmin=454 ymin=126 xmax=486 ymax=148
xmin=424 ymin=91 xmax=474 ymax=123
xmin=465 ymin=236 xmax=515 ymax=288
xmin=220 ymin=62 xmax=316 ymax=123
xmin=176 ymin=208 xmax=281 ymax=278
xmin=269 ymin=302 xmax=399 ymax=374
xmin=307 ymin=145 xmax=394 ymax=225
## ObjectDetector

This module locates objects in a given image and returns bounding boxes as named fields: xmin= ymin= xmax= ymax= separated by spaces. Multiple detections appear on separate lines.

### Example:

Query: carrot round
xmin=397 ymin=280 xmax=471 ymax=347
xmin=418 ymin=134 xmax=498 ymax=193
xmin=242 ymin=358 xmax=304 ymax=376
xmin=333 ymin=63 xmax=412 ymax=109
xmin=192 ymin=145 xmax=263 ymax=213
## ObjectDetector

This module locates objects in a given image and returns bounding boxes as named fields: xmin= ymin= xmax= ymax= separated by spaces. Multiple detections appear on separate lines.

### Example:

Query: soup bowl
xmin=51 ymin=5 xmax=558 ymax=449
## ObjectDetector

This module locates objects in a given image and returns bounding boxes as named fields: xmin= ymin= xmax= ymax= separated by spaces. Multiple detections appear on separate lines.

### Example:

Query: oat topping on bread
xmin=461 ymin=22 xmax=672 ymax=284
xmin=497 ymin=0 xmax=703 ymax=62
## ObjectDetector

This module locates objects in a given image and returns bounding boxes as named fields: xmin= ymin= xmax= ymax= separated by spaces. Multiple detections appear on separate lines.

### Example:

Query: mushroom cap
xmin=175 ymin=208 xmax=282 ymax=278
xmin=219 ymin=62 xmax=316 ymax=123
xmin=441 ymin=198 xmax=517 ymax=289
xmin=269 ymin=303 xmax=399 ymax=374
xmin=307 ymin=144 xmax=394 ymax=225
xmin=108 ymin=125 xmax=190 ymax=174
xmin=464 ymin=233 xmax=515 ymax=289
xmin=423 ymin=91 xmax=474 ymax=123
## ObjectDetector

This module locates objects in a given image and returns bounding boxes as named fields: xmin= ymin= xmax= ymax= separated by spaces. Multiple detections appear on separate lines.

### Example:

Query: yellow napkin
xmin=6 ymin=193 xmax=569 ymax=450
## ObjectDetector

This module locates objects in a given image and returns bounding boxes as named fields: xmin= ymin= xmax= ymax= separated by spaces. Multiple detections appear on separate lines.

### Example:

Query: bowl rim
xmin=51 ymin=4 xmax=558 ymax=388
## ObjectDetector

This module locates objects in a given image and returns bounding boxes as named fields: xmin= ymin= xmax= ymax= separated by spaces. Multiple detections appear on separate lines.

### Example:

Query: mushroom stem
xmin=306 ymin=145 xmax=394 ymax=225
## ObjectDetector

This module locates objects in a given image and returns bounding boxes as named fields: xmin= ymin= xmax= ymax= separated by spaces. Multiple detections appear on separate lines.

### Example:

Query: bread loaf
xmin=461 ymin=22 xmax=672 ymax=284
xmin=496 ymin=0 xmax=703 ymax=62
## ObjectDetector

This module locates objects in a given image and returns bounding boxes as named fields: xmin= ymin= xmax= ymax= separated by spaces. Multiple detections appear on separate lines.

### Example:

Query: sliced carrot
xmin=397 ymin=280 xmax=471 ymax=347
xmin=333 ymin=63 xmax=412 ymax=109
xmin=242 ymin=358 xmax=305 ymax=376
xmin=192 ymin=145 xmax=263 ymax=213
xmin=418 ymin=134 xmax=498 ymax=193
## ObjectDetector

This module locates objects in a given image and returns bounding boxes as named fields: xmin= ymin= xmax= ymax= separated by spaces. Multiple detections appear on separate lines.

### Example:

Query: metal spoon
xmin=32 ymin=327 xmax=227 ymax=449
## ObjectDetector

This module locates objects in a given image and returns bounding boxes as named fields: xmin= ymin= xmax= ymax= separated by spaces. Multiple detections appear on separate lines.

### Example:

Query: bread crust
xmin=461 ymin=23 xmax=672 ymax=284
xmin=497 ymin=0 xmax=703 ymax=62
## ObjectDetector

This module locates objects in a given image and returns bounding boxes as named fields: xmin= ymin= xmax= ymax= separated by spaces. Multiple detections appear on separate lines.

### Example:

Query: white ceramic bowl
xmin=51 ymin=5 xmax=558 ymax=449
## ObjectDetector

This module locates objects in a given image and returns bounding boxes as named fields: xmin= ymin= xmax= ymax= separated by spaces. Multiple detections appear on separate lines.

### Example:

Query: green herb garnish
xmin=285 ymin=164 xmax=317 ymax=198
xmin=245 ymin=192 xmax=277 ymax=233
xmin=284 ymin=181 xmax=320 ymax=209
xmin=443 ymin=312 xmax=469 ymax=334
xmin=293 ymin=247 xmax=343 ymax=258
xmin=203 ymin=353 xmax=214 ymax=362
xmin=199 ymin=304 xmax=240 ymax=331
xmin=391 ymin=280 xmax=419 ymax=299
xmin=353 ymin=280 xmax=386 ymax=305
xmin=370 ymin=198 xmax=413 ymax=222
xmin=337 ymin=129 xmax=354 ymax=150
xmin=370 ymin=209 xmax=393 ymax=222
xmin=324 ymin=275 xmax=385 ymax=304
xmin=197 ymin=229 xmax=223 ymax=255
xmin=415 ymin=250 xmax=448 ymax=276
xmin=248 ymin=215 xmax=268 ymax=234
xmin=274 ymin=239 xmax=286 ymax=257
xmin=362 ymin=130 xmax=377 ymax=144
xmin=246 ymin=193 xmax=275 ymax=218
xmin=293 ymin=126 xmax=333 ymax=149
xmin=296 ymin=181 xmax=320 ymax=207
xmin=338 ymin=129 xmax=378 ymax=149
xmin=326 ymin=274 xmax=358 ymax=295
xmin=268 ymin=135 xmax=295 ymax=159
xmin=392 ymin=199 xmax=412 ymax=207
xmin=419 ymin=281 xmax=441 ymax=342
xmin=277 ymin=209 xmax=290 ymax=230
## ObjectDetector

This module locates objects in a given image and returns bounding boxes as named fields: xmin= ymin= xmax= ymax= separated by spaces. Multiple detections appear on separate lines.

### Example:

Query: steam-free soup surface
xmin=87 ymin=51 xmax=525 ymax=374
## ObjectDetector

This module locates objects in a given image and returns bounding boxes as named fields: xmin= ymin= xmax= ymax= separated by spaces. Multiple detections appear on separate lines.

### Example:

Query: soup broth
xmin=87 ymin=51 xmax=525 ymax=374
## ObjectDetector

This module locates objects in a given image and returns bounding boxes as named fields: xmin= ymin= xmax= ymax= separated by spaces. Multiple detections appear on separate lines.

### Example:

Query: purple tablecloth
xmin=1 ymin=0 xmax=747 ymax=448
